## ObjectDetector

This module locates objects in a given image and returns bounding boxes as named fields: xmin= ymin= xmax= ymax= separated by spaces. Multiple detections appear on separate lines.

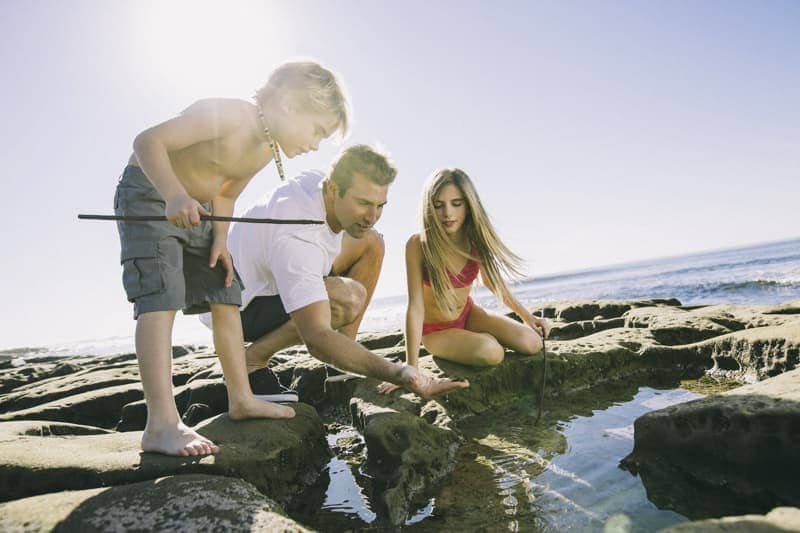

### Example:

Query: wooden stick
xmin=536 ymin=310 xmax=548 ymax=424
xmin=78 ymin=214 xmax=324 ymax=225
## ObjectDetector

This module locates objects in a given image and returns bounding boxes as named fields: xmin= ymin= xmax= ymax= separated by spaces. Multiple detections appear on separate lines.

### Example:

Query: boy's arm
xmin=132 ymin=100 xmax=245 ymax=228
xmin=208 ymin=178 xmax=252 ymax=287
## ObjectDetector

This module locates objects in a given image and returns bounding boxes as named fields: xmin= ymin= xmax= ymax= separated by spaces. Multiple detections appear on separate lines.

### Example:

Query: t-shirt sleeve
xmin=270 ymin=235 xmax=329 ymax=313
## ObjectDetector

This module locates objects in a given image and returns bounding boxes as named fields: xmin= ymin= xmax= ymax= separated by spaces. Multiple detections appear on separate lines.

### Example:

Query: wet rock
xmin=348 ymin=369 xmax=460 ymax=526
xmin=0 ymin=403 xmax=329 ymax=505
xmin=0 ymin=474 xmax=311 ymax=532
xmin=659 ymin=506 xmax=800 ymax=532
xmin=621 ymin=368 xmax=800 ymax=519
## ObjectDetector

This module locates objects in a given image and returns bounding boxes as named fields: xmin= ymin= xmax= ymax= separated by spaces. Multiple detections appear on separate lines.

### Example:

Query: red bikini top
xmin=422 ymin=248 xmax=480 ymax=289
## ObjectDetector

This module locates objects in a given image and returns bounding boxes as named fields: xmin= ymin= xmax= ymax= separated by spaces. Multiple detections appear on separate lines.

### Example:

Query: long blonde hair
xmin=419 ymin=168 xmax=526 ymax=313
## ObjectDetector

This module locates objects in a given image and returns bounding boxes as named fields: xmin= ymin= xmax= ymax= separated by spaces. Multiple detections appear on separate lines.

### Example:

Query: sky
xmin=0 ymin=0 xmax=798 ymax=349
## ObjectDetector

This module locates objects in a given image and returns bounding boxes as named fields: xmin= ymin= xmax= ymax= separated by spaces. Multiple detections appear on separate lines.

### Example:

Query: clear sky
xmin=1 ymin=0 xmax=798 ymax=349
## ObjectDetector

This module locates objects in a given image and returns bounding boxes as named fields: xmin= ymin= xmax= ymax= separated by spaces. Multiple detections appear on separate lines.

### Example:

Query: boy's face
xmin=330 ymin=172 xmax=389 ymax=239
xmin=274 ymin=100 xmax=339 ymax=158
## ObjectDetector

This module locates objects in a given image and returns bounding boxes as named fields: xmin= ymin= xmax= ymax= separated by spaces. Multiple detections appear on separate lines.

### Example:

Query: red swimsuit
xmin=421 ymin=253 xmax=480 ymax=335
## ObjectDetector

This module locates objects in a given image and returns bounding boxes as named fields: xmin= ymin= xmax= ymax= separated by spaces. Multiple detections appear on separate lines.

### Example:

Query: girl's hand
xmin=377 ymin=382 xmax=400 ymax=394
xmin=533 ymin=317 xmax=551 ymax=339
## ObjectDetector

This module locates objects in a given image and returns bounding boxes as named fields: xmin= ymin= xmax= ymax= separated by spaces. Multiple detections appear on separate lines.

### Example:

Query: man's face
xmin=331 ymin=172 xmax=389 ymax=238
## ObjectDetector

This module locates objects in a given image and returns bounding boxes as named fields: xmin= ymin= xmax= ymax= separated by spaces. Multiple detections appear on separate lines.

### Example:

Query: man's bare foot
xmin=400 ymin=365 xmax=469 ymax=400
xmin=141 ymin=422 xmax=219 ymax=457
xmin=228 ymin=395 xmax=295 ymax=421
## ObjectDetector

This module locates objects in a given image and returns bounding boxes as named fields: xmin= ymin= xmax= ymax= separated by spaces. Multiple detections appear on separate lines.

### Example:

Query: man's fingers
xmin=198 ymin=204 xmax=212 ymax=216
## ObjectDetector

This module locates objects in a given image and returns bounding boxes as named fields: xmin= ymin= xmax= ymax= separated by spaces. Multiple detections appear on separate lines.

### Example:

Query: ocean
xmin=361 ymin=236 xmax=800 ymax=333
xmin=5 ymin=237 xmax=799 ymax=359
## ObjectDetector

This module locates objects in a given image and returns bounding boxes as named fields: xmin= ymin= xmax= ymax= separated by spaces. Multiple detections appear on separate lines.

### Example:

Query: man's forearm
xmin=305 ymin=328 xmax=402 ymax=383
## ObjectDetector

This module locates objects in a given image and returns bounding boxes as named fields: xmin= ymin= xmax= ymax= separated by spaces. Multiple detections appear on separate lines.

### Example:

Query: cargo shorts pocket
xmin=120 ymin=241 xmax=165 ymax=301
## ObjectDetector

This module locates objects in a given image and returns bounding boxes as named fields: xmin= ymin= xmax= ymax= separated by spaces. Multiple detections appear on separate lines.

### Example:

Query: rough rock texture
xmin=659 ymin=506 xmax=800 ymax=532
xmin=621 ymin=368 xmax=800 ymax=519
xmin=0 ymin=474 xmax=311 ymax=532
xmin=0 ymin=404 xmax=329 ymax=505
xmin=1 ymin=300 xmax=799 ymax=530
xmin=347 ymin=371 xmax=459 ymax=525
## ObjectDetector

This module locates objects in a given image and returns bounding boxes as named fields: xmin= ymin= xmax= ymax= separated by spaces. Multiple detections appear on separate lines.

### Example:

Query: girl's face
xmin=433 ymin=183 xmax=468 ymax=236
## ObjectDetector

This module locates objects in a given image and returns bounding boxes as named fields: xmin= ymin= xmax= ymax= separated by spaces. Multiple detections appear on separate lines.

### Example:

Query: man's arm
xmin=291 ymin=301 xmax=403 ymax=382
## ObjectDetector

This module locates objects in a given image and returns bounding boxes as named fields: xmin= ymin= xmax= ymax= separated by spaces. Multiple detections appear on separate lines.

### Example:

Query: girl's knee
xmin=477 ymin=336 xmax=505 ymax=366
xmin=520 ymin=329 xmax=544 ymax=355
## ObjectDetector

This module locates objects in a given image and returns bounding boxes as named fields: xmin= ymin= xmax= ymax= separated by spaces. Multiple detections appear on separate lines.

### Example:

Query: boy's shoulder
xmin=181 ymin=97 xmax=252 ymax=118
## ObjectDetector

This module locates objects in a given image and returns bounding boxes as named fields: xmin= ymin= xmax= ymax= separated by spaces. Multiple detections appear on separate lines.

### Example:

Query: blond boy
xmin=115 ymin=61 xmax=347 ymax=456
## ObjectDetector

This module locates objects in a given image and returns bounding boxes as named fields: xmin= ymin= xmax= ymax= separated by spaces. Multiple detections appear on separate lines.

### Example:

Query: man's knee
xmin=326 ymin=277 xmax=367 ymax=324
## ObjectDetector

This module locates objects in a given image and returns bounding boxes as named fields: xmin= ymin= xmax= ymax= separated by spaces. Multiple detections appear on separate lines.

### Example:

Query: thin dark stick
xmin=78 ymin=214 xmax=324 ymax=225
xmin=536 ymin=311 xmax=548 ymax=424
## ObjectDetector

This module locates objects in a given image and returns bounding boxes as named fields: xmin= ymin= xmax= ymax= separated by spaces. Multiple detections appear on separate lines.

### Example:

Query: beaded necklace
xmin=254 ymin=98 xmax=285 ymax=181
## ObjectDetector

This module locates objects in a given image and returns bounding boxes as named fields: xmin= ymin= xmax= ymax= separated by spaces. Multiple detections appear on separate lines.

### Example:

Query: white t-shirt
xmin=230 ymin=170 xmax=343 ymax=313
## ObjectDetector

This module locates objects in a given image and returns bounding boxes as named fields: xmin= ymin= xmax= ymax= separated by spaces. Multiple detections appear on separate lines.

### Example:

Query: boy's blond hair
xmin=255 ymin=61 xmax=350 ymax=137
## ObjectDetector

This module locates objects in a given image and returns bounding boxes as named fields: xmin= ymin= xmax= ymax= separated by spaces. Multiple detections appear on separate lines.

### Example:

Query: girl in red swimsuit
xmin=380 ymin=168 xmax=550 ymax=393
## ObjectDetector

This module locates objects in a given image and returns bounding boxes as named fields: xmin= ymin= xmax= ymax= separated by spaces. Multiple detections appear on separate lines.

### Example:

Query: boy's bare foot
xmin=228 ymin=396 xmax=296 ymax=421
xmin=400 ymin=365 xmax=469 ymax=400
xmin=141 ymin=422 xmax=219 ymax=457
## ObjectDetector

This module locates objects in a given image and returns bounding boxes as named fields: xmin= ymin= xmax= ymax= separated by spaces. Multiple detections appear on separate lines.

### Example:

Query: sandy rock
xmin=624 ymin=306 xmax=733 ymax=345
xmin=659 ymin=506 xmax=800 ymax=532
xmin=0 ymin=382 xmax=144 ymax=428
xmin=0 ymin=474 xmax=311 ymax=532
xmin=0 ymin=365 xmax=141 ymax=414
xmin=553 ymin=299 xmax=681 ymax=322
xmin=0 ymin=403 xmax=329 ymax=505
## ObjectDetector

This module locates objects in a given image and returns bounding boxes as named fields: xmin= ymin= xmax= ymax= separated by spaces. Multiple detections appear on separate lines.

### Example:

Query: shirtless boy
xmin=114 ymin=61 xmax=348 ymax=456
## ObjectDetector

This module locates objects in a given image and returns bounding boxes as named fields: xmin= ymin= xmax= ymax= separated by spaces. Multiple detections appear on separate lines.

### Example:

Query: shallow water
xmin=296 ymin=381 xmax=711 ymax=531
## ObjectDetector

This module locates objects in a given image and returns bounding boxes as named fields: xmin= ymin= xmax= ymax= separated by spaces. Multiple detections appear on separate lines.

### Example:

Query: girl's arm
xmin=404 ymin=234 xmax=426 ymax=367
xmin=484 ymin=271 xmax=550 ymax=338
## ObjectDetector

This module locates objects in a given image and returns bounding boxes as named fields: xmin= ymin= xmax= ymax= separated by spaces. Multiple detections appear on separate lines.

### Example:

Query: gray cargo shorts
xmin=114 ymin=165 xmax=244 ymax=319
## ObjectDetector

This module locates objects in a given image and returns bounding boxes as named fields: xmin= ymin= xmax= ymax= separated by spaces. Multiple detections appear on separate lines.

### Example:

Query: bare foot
xmin=228 ymin=395 xmax=295 ymax=421
xmin=400 ymin=365 xmax=469 ymax=400
xmin=141 ymin=422 xmax=219 ymax=457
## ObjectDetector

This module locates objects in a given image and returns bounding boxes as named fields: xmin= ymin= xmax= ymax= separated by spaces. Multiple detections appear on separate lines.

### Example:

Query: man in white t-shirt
xmin=220 ymin=145 xmax=469 ymax=399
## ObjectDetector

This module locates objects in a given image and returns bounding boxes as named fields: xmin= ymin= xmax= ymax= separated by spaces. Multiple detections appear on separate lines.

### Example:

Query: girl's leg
xmin=422 ymin=328 xmax=505 ymax=366
xmin=465 ymin=304 xmax=543 ymax=355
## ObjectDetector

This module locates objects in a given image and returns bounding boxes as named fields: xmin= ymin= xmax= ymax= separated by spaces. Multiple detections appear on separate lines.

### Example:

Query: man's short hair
xmin=256 ymin=60 xmax=350 ymax=137
xmin=329 ymin=145 xmax=397 ymax=197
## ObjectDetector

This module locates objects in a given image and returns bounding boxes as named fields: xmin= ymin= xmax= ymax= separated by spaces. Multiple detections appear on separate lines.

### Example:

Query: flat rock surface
xmin=0 ymin=404 xmax=328 ymax=505
xmin=0 ymin=474 xmax=311 ymax=532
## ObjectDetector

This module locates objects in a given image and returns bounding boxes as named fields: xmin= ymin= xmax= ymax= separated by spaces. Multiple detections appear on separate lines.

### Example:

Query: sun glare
xmin=133 ymin=0 xmax=292 ymax=97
